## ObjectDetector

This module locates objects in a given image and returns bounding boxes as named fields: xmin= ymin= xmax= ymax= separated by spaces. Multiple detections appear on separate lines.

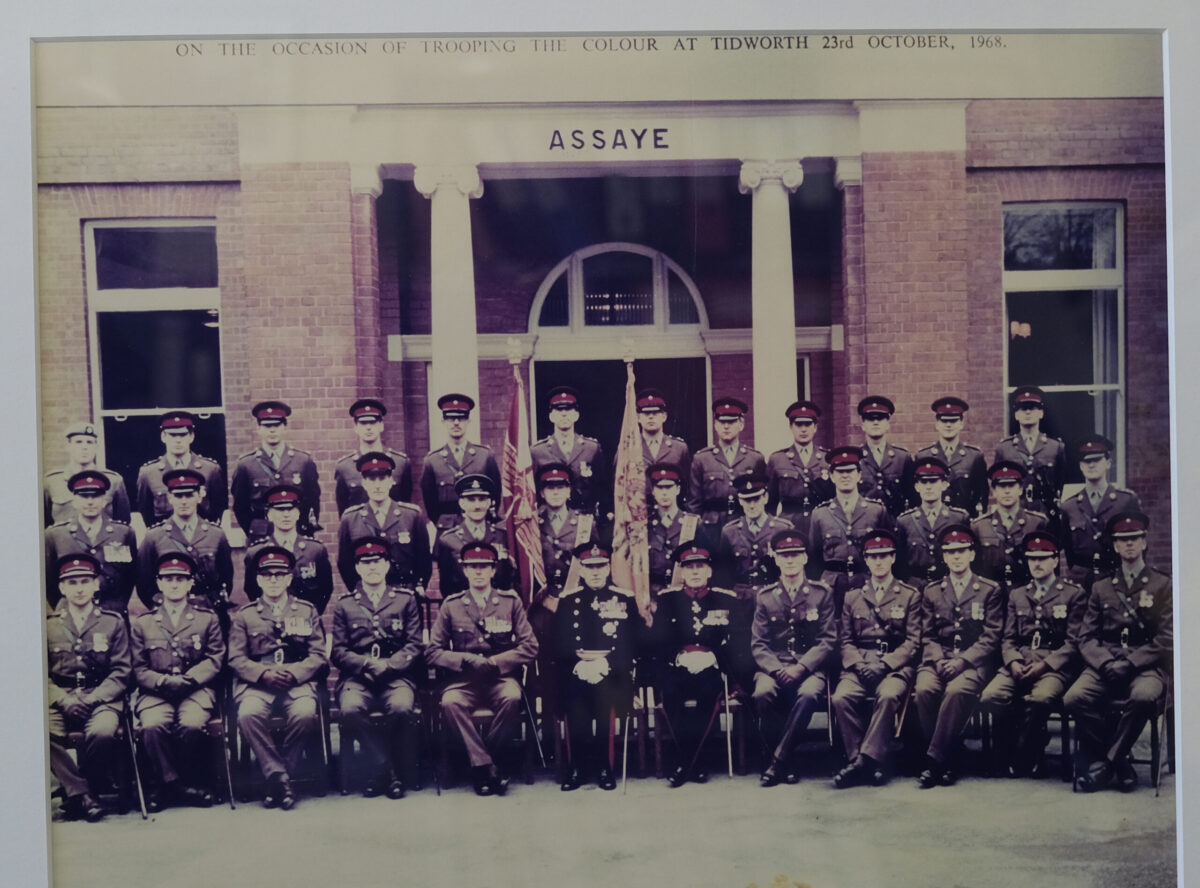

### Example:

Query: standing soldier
xmin=530 ymin=386 xmax=609 ymax=521
xmin=970 ymin=461 xmax=1050 ymax=592
xmin=635 ymin=389 xmax=691 ymax=495
xmin=337 ymin=452 xmax=431 ymax=594
xmin=228 ymin=546 xmax=328 ymax=810
xmin=912 ymin=525 xmax=1003 ymax=788
xmin=979 ymin=532 xmax=1086 ymax=777
xmin=244 ymin=485 xmax=334 ymax=614
xmin=45 ymin=470 xmax=137 ymax=613
xmin=137 ymin=469 xmax=234 ymax=617
xmin=646 ymin=463 xmax=699 ymax=596
xmin=715 ymin=472 xmax=793 ymax=600
xmin=136 ymin=411 xmax=227 ymax=527
xmin=331 ymin=537 xmax=423 ymax=799
xmin=231 ymin=401 xmax=321 ymax=539
xmin=427 ymin=542 xmax=539 ymax=796
xmin=766 ymin=400 xmax=833 ymax=540
xmin=687 ymin=397 xmax=766 ymax=548
xmin=857 ymin=396 xmax=915 ymax=518
xmin=895 ymin=457 xmax=970 ymax=588
xmin=420 ymin=393 xmax=501 ymax=533
xmin=434 ymin=474 xmax=515 ymax=597
xmin=1059 ymin=434 xmax=1140 ymax=591
xmin=46 ymin=553 xmax=131 ymax=822
xmin=1066 ymin=512 xmax=1171 ymax=793
xmin=44 ymin=421 xmax=131 ymax=527
xmin=752 ymin=530 xmax=837 ymax=787
xmin=529 ymin=463 xmax=596 ymax=632
xmin=994 ymin=386 xmax=1066 ymax=521
xmin=333 ymin=398 xmax=413 ymax=516
xmin=915 ymin=397 xmax=988 ymax=519
xmin=831 ymin=530 xmax=923 ymax=788
xmin=130 ymin=552 xmax=225 ymax=811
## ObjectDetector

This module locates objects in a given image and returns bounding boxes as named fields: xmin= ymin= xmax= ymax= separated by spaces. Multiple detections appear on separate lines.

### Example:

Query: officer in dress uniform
xmin=244 ymin=485 xmax=334 ymax=614
xmin=751 ymin=530 xmax=837 ymax=786
xmin=45 ymin=470 xmax=137 ymax=613
xmin=895 ymin=457 xmax=970 ymax=588
xmin=1065 ymin=512 xmax=1171 ymax=793
xmin=979 ymin=532 xmax=1087 ymax=777
xmin=831 ymin=530 xmax=923 ymax=788
xmin=337 ymin=452 xmax=432 ymax=594
xmin=427 ymin=542 xmax=539 ymax=796
xmin=333 ymin=398 xmax=413 ymax=516
xmin=912 ymin=525 xmax=1004 ymax=788
xmin=137 ymin=469 xmax=234 ymax=617
xmin=687 ymin=397 xmax=767 ymax=548
xmin=43 ymin=421 xmax=131 ymax=527
xmin=553 ymin=543 xmax=638 ymax=791
xmin=766 ymin=400 xmax=833 ymax=540
xmin=715 ymin=472 xmax=793 ymax=600
xmin=434 ymin=474 xmax=515 ymax=597
xmin=646 ymin=463 xmax=700 ymax=596
xmin=46 ymin=553 xmax=131 ymax=822
xmin=529 ymin=463 xmax=598 ymax=632
xmin=635 ymin=389 xmax=691 ymax=498
xmin=993 ymin=386 xmax=1066 ymax=522
xmin=130 ymin=552 xmax=225 ymax=811
xmin=530 ymin=386 xmax=609 ymax=521
xmin=1058 ymin=434 xmax=1141 ymax=592
xmin=231 ymin=401 xmax=321 ymax=539
xmin=856 ymin=396 xmax=916 ymax=518
xmin=228 ymin=546 xmax=328 ymax=810
xmin=915 ymin=397 xmax=988 ymax=518
xmin=135 ymin=410 xmax=227 ymax=527
xmin=970 ymin=461 xmax=1050 ymax=592
xmin=420 ymin=393 xmax=501 ymax=532
xmin=331 ymin=537 xmax=423 ymax=799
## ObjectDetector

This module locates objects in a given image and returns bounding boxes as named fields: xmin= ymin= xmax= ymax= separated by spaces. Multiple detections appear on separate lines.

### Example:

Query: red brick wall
xmin=835 ymin=182 xmax=864 ymax=445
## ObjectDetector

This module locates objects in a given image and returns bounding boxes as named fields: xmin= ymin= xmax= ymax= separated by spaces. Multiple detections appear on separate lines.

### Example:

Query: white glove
xmin=573 ymin=655 xmax=611 ymax=685
xmin=675 ymin=649 xmax=718 ymax=674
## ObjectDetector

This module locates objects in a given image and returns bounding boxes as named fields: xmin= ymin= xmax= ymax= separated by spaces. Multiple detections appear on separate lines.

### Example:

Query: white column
xmin=739 ymin=159 xmax=804 ymax=452
xmin=414 ymin=165 xmax=484 ymax=445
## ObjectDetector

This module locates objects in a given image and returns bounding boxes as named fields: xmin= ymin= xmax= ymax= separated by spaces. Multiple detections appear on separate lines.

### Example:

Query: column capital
xmin=737 ymin=159 xmax=804 ymax=195
xmin=350 ymin=163 xmax=383 ymax=198
xmin=413 ymin=164 xmax=484 ymax=200
xmin=834 ymin=156 xmax=863 ymax=189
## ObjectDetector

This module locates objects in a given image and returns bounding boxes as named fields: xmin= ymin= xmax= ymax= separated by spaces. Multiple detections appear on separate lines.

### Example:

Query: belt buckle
xmin=274 ymin=648 xmax=285 ymax=665
xmin=370 ymin=642 xmax=381 ymax=660
xmin=1031 ymin=630 xmax=1041 ymax=651
xmin=1120 ymin=627 xmax=1130 ymax=649
xmin=952 ymin=632 xmax=963 ymax=653
xmin=877 ymin=639 xmax=889 ymax=655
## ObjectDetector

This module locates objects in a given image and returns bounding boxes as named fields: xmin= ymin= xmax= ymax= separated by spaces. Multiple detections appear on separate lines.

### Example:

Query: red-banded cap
xmin=827 ymin=446 xmax=864 ymax=470
xmin=785 ymin=400 xmax=821 ymax=422
xmin=647 ymin=462 xmax=682 ymax=486
xmin=857 ymin=396 xmax=896 ymax=418
xmin=1022 ymin=531 xmax=1060 ymax=556
xmin=356 ymin=451 xmax=396 ymax=476
xmin=635 ymin=389 xmax=667 ymax=413
xmin=253 ymin=545 xmax=295 ymax=572
xmin=1077 ymin=434 xmax=1114 ymax=461
xmin=265 ymin=485 xmax=302 ymax=509
xmin=461 ymin=542 xmax=499 ymax=565
xmin=353 ymin=536 xmax=390 ymax=562
xmin=437 ymin=393 xmax=475 ymax=418
xmin=252 ymin=401 xmax=291 ymax=424
xmin=573 ymin=542 xmax=611 ymax=564
xmin=156 ymin=553 xmax=196 ymax=577
xmin=770 ymin=530 xmax=807 ymax=553
xmin=1011 ymin=386 xmax=1045 ymax=409
xmin=547 ymin=386 xmax=580 ymax=409
xmin=58 ymin=554 xmax=100 ymax=581
xmin=672 ymin=543 xmax=712 ymax=565
xmin=163 ymin=469 xmax=204 ymax=494
xmin=862 ymin=530 xmax=898 ymax=555
xmin=1107 ymin=511 xmax=1150 ymax=539
xmin=349 ymin=398 xmax=387 ymax=421
xmin=913 ymin=456 xmax=949 ymax=479
xmin=67 ymin=470 xmax=111 ymax=496
xmin=988 ymin=460 xmax=1025 ymax=484
xmin=931 ymin=396 xmax=969 ymax=418
xmin=712 ymin=397 xmax=748 ymax=419
xmin=160 ymin=410 xmax=197 ymax=431
xmin=938 ymin=525 xmax=977 ymax=551
xmin=536 ymin=462 xmax=572 ymax=487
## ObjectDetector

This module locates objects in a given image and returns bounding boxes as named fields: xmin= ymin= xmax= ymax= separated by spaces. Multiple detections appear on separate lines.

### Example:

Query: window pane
xmin=538 ymin=273 xmax=569 ymax=326
xmin=582 ymin=251 xmax=653 ymax=326
xmin=1011 ymin=390 xmax=1118 ymax=485
xmin=97 ymin=309 xmax=222 ymax=410
xmin=1006 ymin=290 xmax=1118 ymax=387
xmin=667 ymin=269 xmax=700 ymax=324
xmin=1003 ymin=208 xmax=1116 ymax=271
xmin=95 ymin=226 xmax=219 ymax=290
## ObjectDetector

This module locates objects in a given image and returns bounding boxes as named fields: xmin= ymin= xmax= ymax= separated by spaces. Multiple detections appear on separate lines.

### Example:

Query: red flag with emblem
xmin=610 ymin=360 xmax=650 ymax=618
xmin=501 ymin=363 xmax=545 ymax=602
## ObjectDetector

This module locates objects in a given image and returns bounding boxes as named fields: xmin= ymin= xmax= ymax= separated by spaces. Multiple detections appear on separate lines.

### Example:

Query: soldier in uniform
xmin=420 ymin=393 xmax=501 ymax=532
xmin=913 ymin=525 xmax=1004 ymax=788
xmin=427 ymin=542 xmax=539 ymax=796
xmin=915 ymin=397 xmax=988 ymax=518
xmin=135 ymin=410 xmax=227 ymax=527
xmin=434 ymin=474 xmax=515 ymax=597
xmin=45 ymin=470 xmax=136 ymax=613
xmin=765 ymin=400 xmax=833 ymax=540
xmin=529 ymin=463 xmax=597 ymax=633
xmin=687 ymin=397 xmax=766 ymax=548
xmin=895 ymin=457 xmax=970 ymax=588
xmin=635 ymin=389 xmax=691 ymax=496
xmin=751 ymin=530 xmax=837 ymax=786
xmin=553 ymin=543 xmax=638 ymax=791
xmin=331 ymin=537 xmax=423 ymax=799
xmin=970 ymin=461 xmax=1050 ymax=592
xmin=530 ymin=386 xmax=609 ymax=521
xmin=137 ymin=469 xmax=234 ymax=617
xmin=831 ymin=530 xmax=923 ymax=788
xmin=130 ymin=552 xmax=225 ymax=811
xmin=857 ymin=396 xmax=915 ymax=518
xmin=1059 ymin=434 xmax=1141 ymax=591
xmin=231 ymin=401 xmax=321 ymax=539
xmin=993 ymin=386 xmax=1066 ymax=521
xmin=646 ymin=463 xmax=700 ymax=596
xmin=43 ymin=421 xmax=131 ymax=527
xmin=46 ymin=553 xmax=131 ymax=822
xmin=979 ymin=532 xmax=1087 ymax=777
xmin=228 ymin=546 xmax=328 ymax=810
xmin=337 ymin=452 xmax=432 ymax=594
xmin=715 ymin=472 xmax=793 ymax=600
xmin=1065 ymin=512 xmax=1171 ymax=793
xmin=244 ymin=485 xmax=334 ymax=614
xmin=333 ymin=398 xmax=413 ymax=516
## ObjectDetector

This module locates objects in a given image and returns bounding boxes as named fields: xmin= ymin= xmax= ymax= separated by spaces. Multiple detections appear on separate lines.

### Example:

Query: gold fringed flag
xmin=610 ymin=359 xmax=650 ymax=620
xmin=501 ymin=361 xmax=545 ymax=603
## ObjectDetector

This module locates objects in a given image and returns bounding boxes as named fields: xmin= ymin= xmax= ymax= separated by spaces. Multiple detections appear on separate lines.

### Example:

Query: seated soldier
xmin=331 ymin=537 xmax=423 ymax=799
xmin=131 ymin=552 xmax=225 ymax=811
xmin=46 ymin=553 xmax=131 ymax=822
xmin=228 ymin=546 xmax=328 ymax=810
xmin=434 ymin=474 xmax=515 ymax=598
xmin=831 ymin=529 xmax=922 ymax=788
xmin=244 ymin=484 xmax=334 ymax=614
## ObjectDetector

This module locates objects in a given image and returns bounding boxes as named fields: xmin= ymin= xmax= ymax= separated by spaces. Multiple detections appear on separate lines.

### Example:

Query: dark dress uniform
xmin=45 ymin=519 xmax=136 ymax=612
xmin=859 ymin=443 xmax=915 ymax=518
xmin=686 ymin=444 xmax=767 ymax=545
xmin=337 ymin=501 xmax=432 ymax=593
xmin=1059 ymin=485 xmax=1141 ymax=589
xmin=970 ymin=507 xmax=1050 ymax=591
xmin=766 ymin=445 xmax=833 ymax=539
xmin=641 ymin=435 xmax=691 ymax=496
xmin=531 ymin=434 xmax=609 ymax=518
xmin=807 ymin=496 xmax=891 ymax=602
xmin=534 ymin=505 xmax=596 ymax=607
xmin=434 ymin=521 xmax=514 ymax=597
xmin=715 ymin=514 xmax=793 ymax=599
xmin=231 ymin=447 xmax=321 ymax=539
xmin=244 ymin=533 xmax=334 ymax=614
xmin=914 ymin=442 xmax=988 ymax=518
xmin=334 ymin=447 xmax=413 ymax=516
xmin=420 ymin=443 xmax=501 ymax=532
xmin=137 ymin=518 xmax=234 ymax=612
xmin=137 ymin=454 xmax=227 ymax=526
xmin=895 ymin=505 xmax=970 ymax=587
xmin=44 ymin=467 xmax=131 ymax=527
xmin=647 ymin=507 xmax=700 ymax=595
xmin=994 ymin=433 xmax=1067 ymax=520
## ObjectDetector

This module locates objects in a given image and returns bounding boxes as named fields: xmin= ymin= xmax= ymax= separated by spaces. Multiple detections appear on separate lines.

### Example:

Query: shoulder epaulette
xmin=287 ymin=447 xmax=314 ymax=458
xmin=696 ymin=445 xmax=718 ymax=455
xmin=667 ymin=434 xmax=686 ymax=444
xmin=187 ymin=600 xmax=215 ymax=614
xmin=148 ymin=518 xmax=170 ymax=529
xmin=395 ymin=501 xmax=422 ymax=515
xmin=345 ymin=503 xmax=369 ymax=515
xmin=387 ymin=447 xmax=410 ymax=460
xmin=237 ymin=450 xmax=258 ymax=461
xmin=1024 ymin=509 xmax=1049 ymax=521
xmin=44 ymin=469 xmax=65 ymax=478
xmin=656 ymin=586 xmax=679 ymax=597
xmin=494 ymin=587 xmax=519 ymax=599
xmin=337 ymin=590 xmax=356 ymax=600
xmin=194 ymin=454 xmax=220 ymax=466
xmin=610 ymin=585 xmax=634 ymax=597
xmin=139 ymin=457 xmax=161 ymax=468
xmin=899 ymin=507 xmax=920 ymax=519
xmin=236 ymin=600 xmax=260 ymax=612
xmin=98 ymin=607 xmax=124 ymax=619
xmin=441 ymin=590 xmax=467 ymax=603
xmin=581 ymin=434 xmax=598 ymax=444
xmin=864 ymin=496 xmax=886 ymax=508
xmin=335 ymin=451 xmax=359 ymax=464
xmin=713 ymin=586 xmax=737 ymax=598
xmin=298 ymin=533 xmax=323 ymax=543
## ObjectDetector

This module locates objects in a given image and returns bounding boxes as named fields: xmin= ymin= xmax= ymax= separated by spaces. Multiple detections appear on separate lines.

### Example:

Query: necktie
xmin=1089 ymin=489 xmax=1102 ymax=507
